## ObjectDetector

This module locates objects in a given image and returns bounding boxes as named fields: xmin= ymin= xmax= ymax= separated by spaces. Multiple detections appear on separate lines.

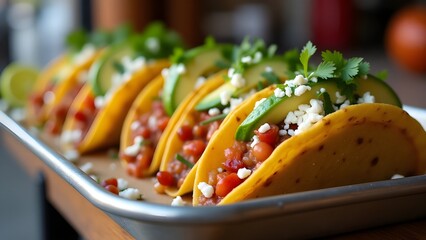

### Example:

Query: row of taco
xmin=25 ymin=23 xmax=426 ymax=206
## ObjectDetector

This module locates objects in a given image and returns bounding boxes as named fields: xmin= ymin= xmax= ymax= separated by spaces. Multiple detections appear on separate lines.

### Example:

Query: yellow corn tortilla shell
xmin=25 ymin=53 xmax=70 ymax=126
xmin=158 ymin=71 xmax=226 ymax=196
xmin=43 ymin=49 xmax=104 ymax=119
xmin=194 ymin=101 xmax=426 ymax=205
xmin=62 ymin=59 xmax=169 ymax=154
xmin=119 ymin=74 xmax=165 ymax=177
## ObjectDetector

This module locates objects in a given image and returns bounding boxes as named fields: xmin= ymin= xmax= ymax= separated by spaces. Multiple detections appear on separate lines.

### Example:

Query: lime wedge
xmin=0 ymin=63 xmax=39 ymax=107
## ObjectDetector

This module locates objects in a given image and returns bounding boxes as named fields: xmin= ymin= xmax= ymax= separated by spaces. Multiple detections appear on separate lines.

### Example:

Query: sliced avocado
xmin=195 ymin=57 xmax=289 ymax=111
xmin=88 ymin=44 xmax=134 ymax=96
xmin=235 ymin=74 xmax=402 ymax=141
xmin=162 ymin=44 xmax=233 ymax=116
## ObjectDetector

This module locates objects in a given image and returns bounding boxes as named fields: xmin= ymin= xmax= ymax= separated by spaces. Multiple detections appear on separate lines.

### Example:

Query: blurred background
xmin=0 ymin=0 xmax=425 ymax=239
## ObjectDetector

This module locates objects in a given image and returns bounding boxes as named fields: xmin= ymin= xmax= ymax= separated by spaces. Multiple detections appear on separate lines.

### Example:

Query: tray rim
xmin=1 ymin=109 xmax=426 ymax=225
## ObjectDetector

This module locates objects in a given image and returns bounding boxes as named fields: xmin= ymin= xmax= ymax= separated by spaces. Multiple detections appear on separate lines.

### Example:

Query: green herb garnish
xmin=112 ymin=61 xmax=125 ymax=74
xmin=199 ymin=113 xmax=227 ymax=126
xmin=176 ymin=154 xmax=194 ymax=168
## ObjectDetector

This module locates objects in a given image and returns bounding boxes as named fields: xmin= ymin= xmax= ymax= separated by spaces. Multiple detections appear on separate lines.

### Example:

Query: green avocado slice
xmin=195 ymin=57 xmax=289 ymax=111
xmin=235 ymin=75 xmax=402 ymax=141
xmin=162 ymin=44 xmax=233 ymax=116
xmin=88 ymin=44 xmax=134 ymax=96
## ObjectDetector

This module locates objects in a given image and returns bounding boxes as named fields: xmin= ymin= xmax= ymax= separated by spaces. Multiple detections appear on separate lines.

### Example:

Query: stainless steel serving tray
xmin=1 ymin=106 xmax=426 ymax=240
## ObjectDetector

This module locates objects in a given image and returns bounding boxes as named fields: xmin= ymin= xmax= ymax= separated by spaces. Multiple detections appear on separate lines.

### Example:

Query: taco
xmin=118 ymin=40 xmax=234 ymax=178
xmin=155 ymin=39 xmax=292 ymax=197
xmin=26 ymin=45 xmax=101 ymax=131
xmin=60 ymin=23 xmax=183 ymax=154
xmin=193 ymin=42 xmax=426 ymax=206
xmin=27 ymin=24 xmax=135 ymax=134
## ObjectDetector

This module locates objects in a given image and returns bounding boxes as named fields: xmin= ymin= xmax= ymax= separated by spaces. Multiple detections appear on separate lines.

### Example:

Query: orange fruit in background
xmin=385 ymin=5 xmax=426 ymax=74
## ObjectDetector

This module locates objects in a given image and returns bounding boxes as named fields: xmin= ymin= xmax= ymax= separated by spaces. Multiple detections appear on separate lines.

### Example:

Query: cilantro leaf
xmin=358 ymin=61 xmax=370 ymax=76
xmin=319 ymin=91 xmax=335 ymax=115
xmin=375 ymin=70 xmax=388 ymax=80
xmin=300 ymin=41 xmax=316 ymax=77
xmin=341 ymin=57 xmax=363 ymax=82
xmin=312 ymin=61 xmax=335 ymax=79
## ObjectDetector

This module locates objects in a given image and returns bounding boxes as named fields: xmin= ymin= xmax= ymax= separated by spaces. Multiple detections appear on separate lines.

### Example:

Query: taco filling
xmin=195 ymin=41 xmax=406 ymax=206
xmin=155 ymin=39 xmax=291 ymax=193
xmin=121 ymin=92 xmax=170 ymax=177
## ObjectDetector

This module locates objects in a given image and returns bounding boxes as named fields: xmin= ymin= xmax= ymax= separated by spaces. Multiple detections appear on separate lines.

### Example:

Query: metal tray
xmin=1 ymin=106 xmax=426 ymax=240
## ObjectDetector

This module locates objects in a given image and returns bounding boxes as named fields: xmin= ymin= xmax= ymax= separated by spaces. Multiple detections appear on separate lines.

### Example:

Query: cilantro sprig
xmin=131 ymin=21 xmax=184 ymax=60
xmin=227 ymin=37 xmax=278 ymax=79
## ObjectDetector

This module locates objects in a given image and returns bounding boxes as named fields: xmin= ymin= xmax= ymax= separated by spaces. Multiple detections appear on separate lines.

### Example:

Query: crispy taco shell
xmin=158 ymin=71 xmax=226 ymax=196
xmin=62 ymin=59 xmax=169 ymax=154
xmin=194 ymin=94 xmax=426 ymax=205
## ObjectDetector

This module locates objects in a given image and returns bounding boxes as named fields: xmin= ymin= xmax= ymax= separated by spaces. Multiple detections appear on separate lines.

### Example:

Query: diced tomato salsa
xmin=44 ymin=82 xmax=85 ymax=135
xmin=69 ymin=92 xmax=98 ymax=146
xmin=120 ymin=97 xmax=170 ymax=178
xmin=198 ymin=123 xmax=296 ymax=205
xmin=156 ymin=111 xmax=222 ymax=190
xmin=29 ymin=83 xmax=55 ymax=125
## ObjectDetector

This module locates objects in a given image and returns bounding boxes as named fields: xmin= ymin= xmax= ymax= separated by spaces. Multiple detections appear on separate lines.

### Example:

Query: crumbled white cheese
xmin=161 ymin=68 xmax=169 ymax=79
xmin=61 ymin=130 xmax=82 ymax=144
xmin=195 ymin=76 xmax=207 ymax=89
xmin=265 ymin=66 xmax=272 ymax=72
xmin=310 ymin=77 xmax=318 ymax=83
xmin=241 ymin=56 xmax=252 ymax=64
xmin=230 ymin=73 xmax=245 ymax=88
xmin=217 ymin=167 xmax=224 ymax=173
xmin=254 ymin=98 xmax=266 ymax=109
xmin=222 ymin=107 xmax=231 ymax=114
xmin=148 ymin=116 xmax=157 ymax=129
xmin=335 ymin=91 xmax=346 ymax=104
xmin=208 ymin=108 xmax=221 ymax=116
xmin=228 ymin=68 xmax=235 ymax=78
xmin=43 ymin=91 xmax=55 ymax=104
xmin=284 ymin=86 xmax=292 ymax=97
xmin=279 ymin=129 xmax=287 ymax=136
xmin=319 ymin=88 xmax=326 ymax=93
xmin=130 ymin=121 xmax=141 ymax=131
xmin=220 ymin=90 xmax=232 ymax=106
xmin=94 ymin=96 xmax=106 ymax=109
xmin=339 ymin=100 xmax=351 ymax=109
xmin=357 ymin=91 xmax=375 ymax=103
xmin=274 ymin=88 xmax=285 ymax=98
xmin=171 ymin=196 xmax=186 ymax=206
xmin=63 ymin=149 xmax=80 ymax=162
xmin=119 ymin=188 xmax=141 ymax=200
xmin=79 ymin=162 xmax=93 ymax=174
xmin=229 ymin=97 xmax=243 ymax=111
xmin=293 ymin=75 xmax=308 ymax=85
xmin=294 ymin=85 xmax=311 ymax=96
xmin=391 ymin=174 xmax=405 ymax=179
xmin=258 ymin=123 xmax=271 ymax=133
xmin=123 ymin=144 xmax=141 ymax=157
xmin=284 ymin=99 xmax=325 ymax=136
xmin=146 ymin=37 xmax=160 ymax=53
xmin=73 ymin=44 xmax=96 ymax=65
xmin=176 ymin=63 xmax=186 ymax=75
xmin=117 ymin=178 xmax=129 ymax=191
xmin=253 ymin=52 xmax=262 ymax=63
xmin=237 ymin=168 xmax=251 ymax=179
xmin=197 ymin=182 xmax=214 ymax=198
xmin=250 ymin=135 xmax=260 ymax=148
